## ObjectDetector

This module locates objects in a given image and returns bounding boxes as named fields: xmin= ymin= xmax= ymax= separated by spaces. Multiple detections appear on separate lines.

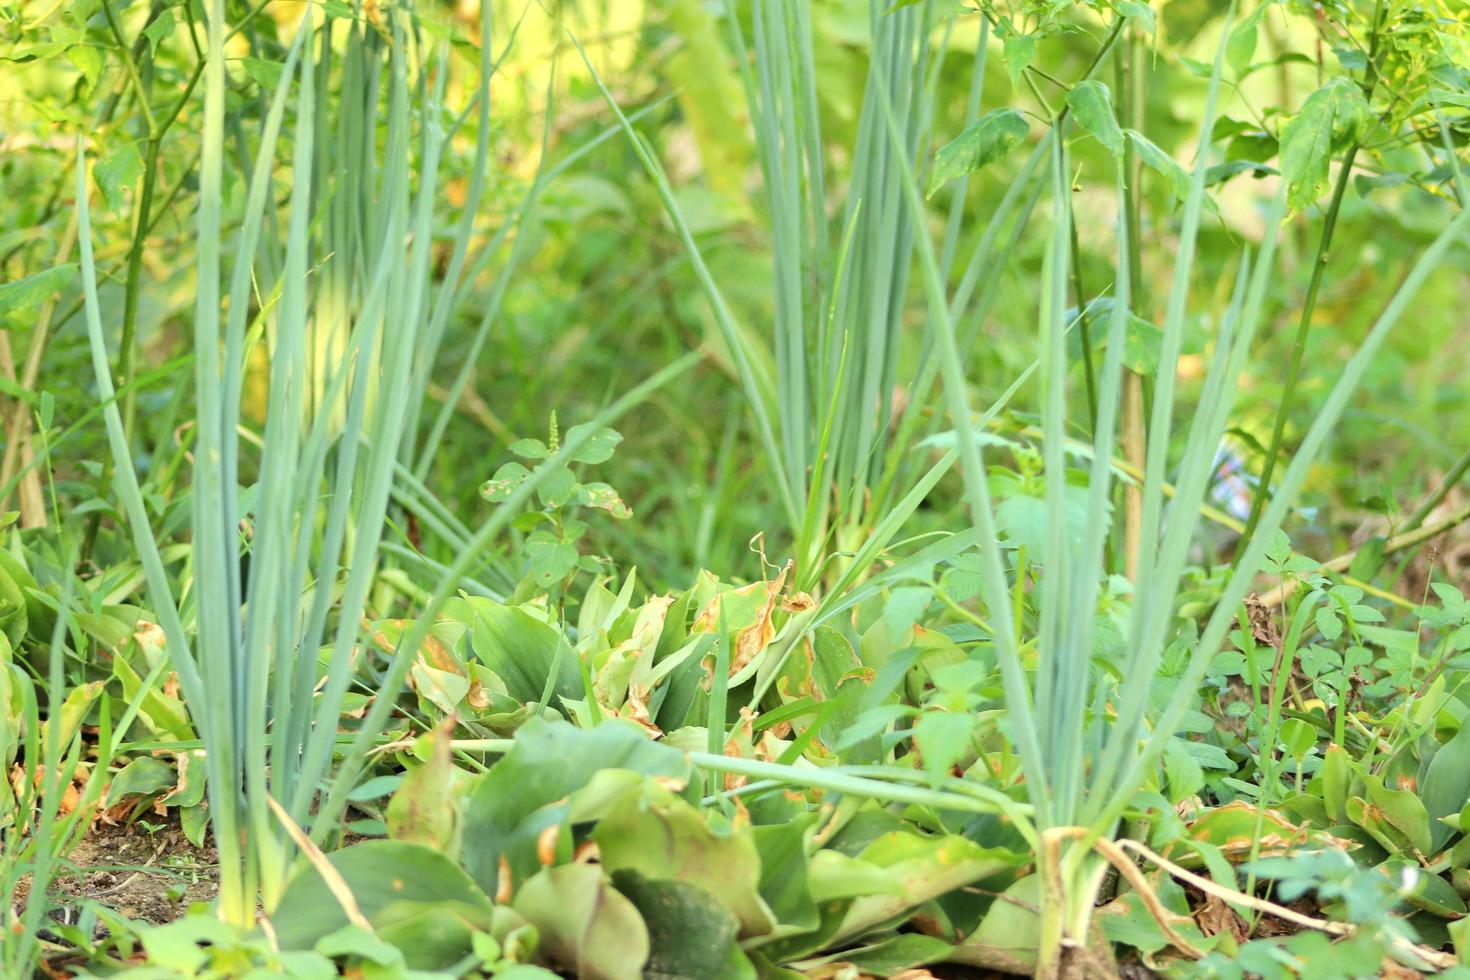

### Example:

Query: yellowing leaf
xmin=1279 ymin=78 xmax=1372 ymax=210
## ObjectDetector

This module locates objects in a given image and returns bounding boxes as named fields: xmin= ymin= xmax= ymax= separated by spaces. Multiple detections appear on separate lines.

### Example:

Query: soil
xmin=37 ymin=818 xmax=220 ymax=932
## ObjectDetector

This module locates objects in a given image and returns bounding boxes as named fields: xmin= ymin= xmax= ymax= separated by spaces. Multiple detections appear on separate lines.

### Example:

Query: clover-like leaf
xmin=564 ymin=423 xmax=623 ymax=464
xmin=480 ymin=461 xmax=531 ymax=502
xmin=576 ymin=482 xmax=632 ymax=519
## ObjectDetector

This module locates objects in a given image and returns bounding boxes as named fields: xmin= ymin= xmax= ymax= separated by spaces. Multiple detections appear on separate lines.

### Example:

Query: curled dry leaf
xmin=536 ymin=824 xmax=560 ymax=866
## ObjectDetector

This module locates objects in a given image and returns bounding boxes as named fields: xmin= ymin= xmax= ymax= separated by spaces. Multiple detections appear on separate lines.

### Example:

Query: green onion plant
xmin=590 ymin=1 xmax=1469 ymax=973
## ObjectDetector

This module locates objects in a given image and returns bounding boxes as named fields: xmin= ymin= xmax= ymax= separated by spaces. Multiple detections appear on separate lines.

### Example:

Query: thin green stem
xmin=99 ymin=0 xmax=159 ymax=135
xmin=1240 ymin=0 xmax=1388 ymax=548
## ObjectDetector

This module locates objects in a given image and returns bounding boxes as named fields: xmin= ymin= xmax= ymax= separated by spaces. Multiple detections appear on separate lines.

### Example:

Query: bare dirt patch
xmin=43 ymin=819 xmax=219 ymax=929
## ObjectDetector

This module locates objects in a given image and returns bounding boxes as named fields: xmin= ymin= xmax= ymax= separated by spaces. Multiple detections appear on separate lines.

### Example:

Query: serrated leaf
xmin=1002 ymin=35 xmax=1035 ymax=91
xmin=141 ymin=8 xmax=175 ymax=55
xmin=1066 ymin=81 xmax=1124 ymax=157
xmin=1315 ymin=605 xmax=1343 ymax=642
xmin=66 ymin=43 xmax=102 ymax=90
xmin=1163 ymin=738 xmax=1205 ymax=804
xmin=241 ymin=57 xmax=284 ymax=90
xmin=928 ymin=109 xmax=1029 ymax=197
xmin=1279 ymin=78 xmax=1372 ymax=210
xmin=913 ymin=710 xmax=973 ymax=785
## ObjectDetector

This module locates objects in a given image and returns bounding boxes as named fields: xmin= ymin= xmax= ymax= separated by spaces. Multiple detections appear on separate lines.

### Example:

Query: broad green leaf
xmin=385 ymin=722 xmax=457 ymax=854
xmin=883 ymin=586 xmax=932 ymax=644
xmin=1121 ymin=314 xmax=1163 ymax=374
xmin=1315 ymin=605 xmax=1342 ymax=641
xmin=960 ymin=874 xmax=1042 ymax=973
xmin=66 ymin=43 xmax=102 ymax=91
xmin=595 ymin=781 xmax=773 ymax=936
xmin=1205 ymin=159 xmax=1277 ymax=186
xmin=753 ymin=816 xmax=821 ymax=937
xmin=36 ymin=679 xmax=101 ymax=763
xmin=0 ymin=560 xmax=26 ymax=646
xmin=611 ymin=871 xmax=756 ymax=980
xmin=271 ymin=840 xmax=494 ymax=969
xmin=460 ymin=596 xmax=580 ymax=702
xmin=1390 ymin=860 xmax=1468 ymax=918
xmin=459 ymin=718 xmax=688 ymax=896
xmin=1279 ymin=78 xmax=1372 ymax=210
xmin=0 ymin=264 xmax=76 ymax=317
xmin=1347 ymin=535 xmax=1387 ymax=581
xmin=665 ymin=0 xmax=753 ymax=200
xmin=928 ymin=109 xmax=1029 ymax=198
xmin=814 ymin=830 xmax=1022 ymax=943
xmin=1421 ymin=720 xmax=1470 ymax=851
xmin=105 ymin=756 xmax=176 ymax=806
xmin=1098 ymin=875 xmax=1202 ymax=956
xmin=513 ymin=864 xmax=649 ymax=980
xmin=1323 ymin=743 xmax=1356 ymax=822
xmin=1349 ymin=775 xmax=1432 ymax=856
xmin=1187 ymin=802 xmax=1316 ymax=859
xmin=836 ymin=933 xmax=955 ymax=972
xmin=1066 ymin=81 xmax=1124 ymax=157
xmin=315 ymin=925 xmax=406 ymax=968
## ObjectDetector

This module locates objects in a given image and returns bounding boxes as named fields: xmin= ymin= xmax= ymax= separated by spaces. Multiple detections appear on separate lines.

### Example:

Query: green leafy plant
xmin=481 ymin=413 xmax=632 ymax=592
